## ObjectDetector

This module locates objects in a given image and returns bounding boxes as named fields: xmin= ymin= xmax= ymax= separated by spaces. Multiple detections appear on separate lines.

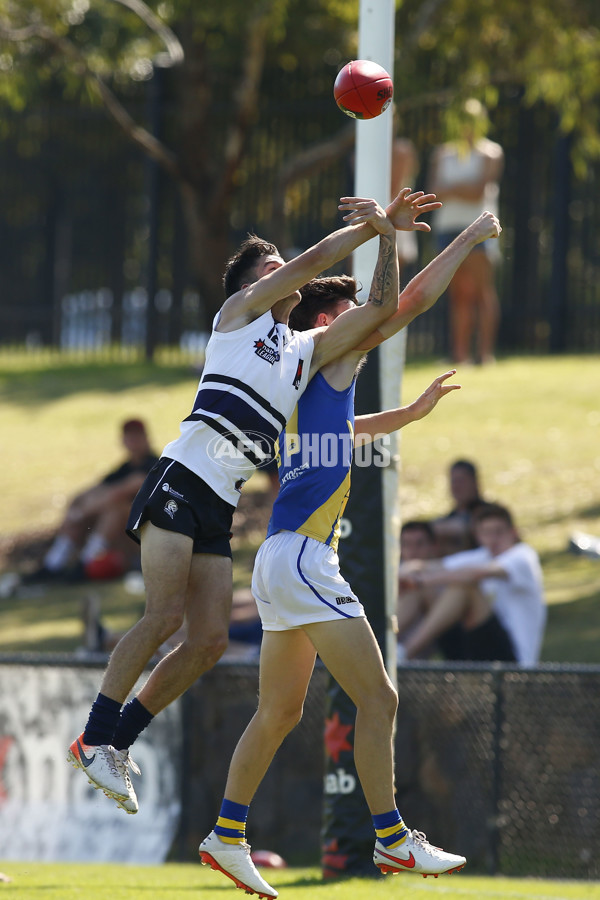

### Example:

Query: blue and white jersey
xmin=162 ymin=310 xmax=314 ymax=506
xmin=267 ymin=372 xmax=355 ymax=552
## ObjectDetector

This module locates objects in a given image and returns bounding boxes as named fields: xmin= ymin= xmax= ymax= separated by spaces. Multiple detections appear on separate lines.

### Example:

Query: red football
xmin=333 ymin=60 xmax=393 ymax=120
xmin=250 ymin=849 xmax=288 ymax=869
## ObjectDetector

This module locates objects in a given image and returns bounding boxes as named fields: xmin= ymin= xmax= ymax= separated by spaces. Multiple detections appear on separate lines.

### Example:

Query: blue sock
xmin=372 ymin=809 xmax=408 ymax=848
xmin=112 ymin=698 xmax=154 ymax=751
xmin=214 ymin=798 xmax=250 ymax=844
xmin=82 ymin=693 xmax=122 ymax=746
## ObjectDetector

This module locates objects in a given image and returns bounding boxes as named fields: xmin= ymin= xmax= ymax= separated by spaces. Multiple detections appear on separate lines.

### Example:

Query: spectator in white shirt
xmin=397 ymin=503 xmax=546 ymax=665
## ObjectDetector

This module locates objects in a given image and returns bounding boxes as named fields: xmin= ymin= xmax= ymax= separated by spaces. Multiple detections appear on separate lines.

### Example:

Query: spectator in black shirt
xmin=25 ymin=419 xmax=158 ymax=582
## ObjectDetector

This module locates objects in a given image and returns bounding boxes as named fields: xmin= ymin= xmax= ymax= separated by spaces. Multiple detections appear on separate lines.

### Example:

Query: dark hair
xmin=450 ymin=459 xmax=478 ymax=479
xmin=223 ymin=234 xmax=280 ymax=298
xmin=400 ymin=520 xmax=436 ymax=542
xmin=122 ymin=419 xmax=147 ymax=434
xmin=289 ymin=275 xmax=358 ymax=332
xmin=472 ymin=503 xmax=514 ymax=529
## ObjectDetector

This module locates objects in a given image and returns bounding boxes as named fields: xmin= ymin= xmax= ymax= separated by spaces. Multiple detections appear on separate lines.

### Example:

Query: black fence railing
xmin=178 ymin=661 xmax=600 ymax=879
xmin=1 ymin=81 xmax=599 ymax=359
xmin=0 ymin=655 xmax=598 ymax=877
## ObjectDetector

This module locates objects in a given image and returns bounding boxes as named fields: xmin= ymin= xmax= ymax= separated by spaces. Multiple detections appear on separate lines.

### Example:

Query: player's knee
xmin=259 ymin=703 xmax=304 ymax=739
xmin=279 ymin=703 xmax=304 ymax=735
xmin=143 ymin=608 xmax=185 ymax=643
xmin=188 ymin=629 xmax=229 ymax=668
xmin=373 ymin=681 xmax=398 ymax=722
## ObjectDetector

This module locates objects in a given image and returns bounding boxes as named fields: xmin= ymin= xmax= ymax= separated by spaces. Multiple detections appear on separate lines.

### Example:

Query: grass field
xmin=1 ymin=353 xmax=600 ymax=661
xmin=0 ymin=863 xmax=599 ymax=900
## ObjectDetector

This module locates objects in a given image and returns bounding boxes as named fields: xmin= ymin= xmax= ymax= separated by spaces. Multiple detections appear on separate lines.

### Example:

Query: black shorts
xmin=437 ymin=614 xmax=517 ymax=663
xmin=126 ymin=458 xmax=235 ymax=558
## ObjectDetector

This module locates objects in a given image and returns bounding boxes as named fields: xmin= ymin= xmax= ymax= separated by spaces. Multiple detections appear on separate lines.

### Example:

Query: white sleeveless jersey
xmin=162 ymin=310 xmax=314 ymax=506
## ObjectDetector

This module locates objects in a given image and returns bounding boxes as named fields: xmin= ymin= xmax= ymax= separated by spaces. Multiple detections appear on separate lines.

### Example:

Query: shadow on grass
xmin=530 ymin=498 xmax=600 ymax=532
xmin=0 ymin=361 xmax=195 ymax=406
xmin=542 ymin=590 xmax=600 ymax=664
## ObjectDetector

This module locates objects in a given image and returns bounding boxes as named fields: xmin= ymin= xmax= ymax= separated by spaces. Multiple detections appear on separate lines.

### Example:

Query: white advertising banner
xmin=0 ymin=664 xmax=181 ymax=862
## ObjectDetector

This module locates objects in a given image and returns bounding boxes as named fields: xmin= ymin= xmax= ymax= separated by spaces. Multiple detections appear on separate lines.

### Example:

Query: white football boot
xmin=111 ymin=748 xmax=141 ymax=814
xmin=199 ymin=830 xmax=278 ymax=899
xmin=67 ymin=734 xmax=128 ymax=801
xmin=374 ymin=828 xmax=466 ymax=877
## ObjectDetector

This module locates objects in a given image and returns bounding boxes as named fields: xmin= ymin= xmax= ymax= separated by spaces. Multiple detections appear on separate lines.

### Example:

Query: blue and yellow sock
xmin=372 ymin=809 xmax=408 ymax=849
xmin=214 ymin=798 xmax=249 ymax=845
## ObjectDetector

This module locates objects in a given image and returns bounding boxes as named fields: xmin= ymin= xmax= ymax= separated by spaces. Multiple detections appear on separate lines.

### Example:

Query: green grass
xmin=1 ymin=353 xmax=600 ymax=662
xmin=0 ymin=863 xmax=599 ymax=900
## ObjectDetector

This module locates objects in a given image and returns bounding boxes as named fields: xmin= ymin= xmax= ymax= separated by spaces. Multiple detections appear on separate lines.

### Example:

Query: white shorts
xmin=252 ymin=530 xmax=365 ymax=631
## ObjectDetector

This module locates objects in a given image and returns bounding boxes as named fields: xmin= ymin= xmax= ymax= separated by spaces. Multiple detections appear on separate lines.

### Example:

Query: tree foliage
xmin=394 ymin=0 xmax=600 ymax=174
xmin=0 ymin=0 xmax=598 ymax=321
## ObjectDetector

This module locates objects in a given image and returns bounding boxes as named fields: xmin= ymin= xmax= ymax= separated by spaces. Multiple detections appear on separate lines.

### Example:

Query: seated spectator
xmin=433 ymin=458 xmax=487 ymax=555
xmin=25 ymin=419 xmax=158 ymax=583
xmin=396 ymin=520 xmax=441 ymax=658
xmin=397 ymin=504 xmax=546 ymax=665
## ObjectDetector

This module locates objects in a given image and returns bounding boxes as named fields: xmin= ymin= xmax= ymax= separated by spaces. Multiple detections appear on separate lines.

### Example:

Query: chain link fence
xmin=0 ymin=655 xmax=598 ymax=877
xmin=176 ymin=659 xmax=600 ymax=878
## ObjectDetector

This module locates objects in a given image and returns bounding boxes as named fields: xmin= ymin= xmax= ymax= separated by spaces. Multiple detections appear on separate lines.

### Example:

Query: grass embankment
xmin=1 ymin=354 xmax=599 ymax=661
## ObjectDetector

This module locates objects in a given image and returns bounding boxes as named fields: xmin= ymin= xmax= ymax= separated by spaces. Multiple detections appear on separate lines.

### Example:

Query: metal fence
xmin=1 ymin=78 xmax=599 ymax=359
xmin=179 ymin=660 xmax=600 ymax=879
xmin=0 ymin=655 xmax=598 ymax=877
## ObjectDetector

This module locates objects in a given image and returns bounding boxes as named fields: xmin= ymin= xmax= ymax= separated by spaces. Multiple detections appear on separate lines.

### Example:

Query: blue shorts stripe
xmin=295 ymin=537 xmax=353 ymax=619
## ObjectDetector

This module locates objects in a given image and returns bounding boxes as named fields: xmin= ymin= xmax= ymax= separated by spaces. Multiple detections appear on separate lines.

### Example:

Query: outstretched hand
xmin=409 ymin=370 xmax=461 ymax=420
xmin=338 ymin=196 xmax=395 ymax=236
xmin=386 ymin=187 xmax=442 ymax=233
xmin=469 ymin=210 xmax=502 ymax=243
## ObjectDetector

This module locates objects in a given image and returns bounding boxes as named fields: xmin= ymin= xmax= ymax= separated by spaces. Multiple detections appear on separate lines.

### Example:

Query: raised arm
xmin=308 ymin=204 xmax=399 ymax=375
xmin=219 ymin=189 xmax=441 ymax=329
xmin=354 ymin=370 xmax=460 ymax=445
xmin=355 ymin=211 xmax=501 ymax=351
xmin=398 ymin=558 xmax=508 ymax=590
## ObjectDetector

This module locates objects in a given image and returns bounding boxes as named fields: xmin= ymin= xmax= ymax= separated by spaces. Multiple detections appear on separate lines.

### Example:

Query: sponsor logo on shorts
xmin=335 ymin=596 xmax=356 ymax=606
xmin=161 ymin=482 xmax=185 ymax=500
xmin=164 ymin=499 xmax=178 ymax=519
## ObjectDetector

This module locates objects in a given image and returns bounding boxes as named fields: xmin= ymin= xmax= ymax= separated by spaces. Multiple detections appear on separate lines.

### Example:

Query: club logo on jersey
xmin=164 ymin=499 xmax=178 ymax=519
xmin=292 ymin=359 xmax=304 ymax=390
xmin=253 ymin=337 xmax=280 ymax=365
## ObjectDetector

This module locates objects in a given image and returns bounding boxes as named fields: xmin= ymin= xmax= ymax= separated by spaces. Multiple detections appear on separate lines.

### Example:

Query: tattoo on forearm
xmin=368 ymin=234 xmax=397 ymax=306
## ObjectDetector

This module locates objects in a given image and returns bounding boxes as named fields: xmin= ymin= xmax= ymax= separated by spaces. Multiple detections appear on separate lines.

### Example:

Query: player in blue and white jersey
xmin=68 ymin=188 xmax=441 ymax=812
xmin=200 ymin=211 xmax=501 ymax=896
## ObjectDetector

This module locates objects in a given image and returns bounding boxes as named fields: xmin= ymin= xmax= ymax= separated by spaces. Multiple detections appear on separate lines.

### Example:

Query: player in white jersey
xmin=67 ymin=188 xmax=442 ymax=812
xmin=199 ymin=211 xmax=501 ymax=897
